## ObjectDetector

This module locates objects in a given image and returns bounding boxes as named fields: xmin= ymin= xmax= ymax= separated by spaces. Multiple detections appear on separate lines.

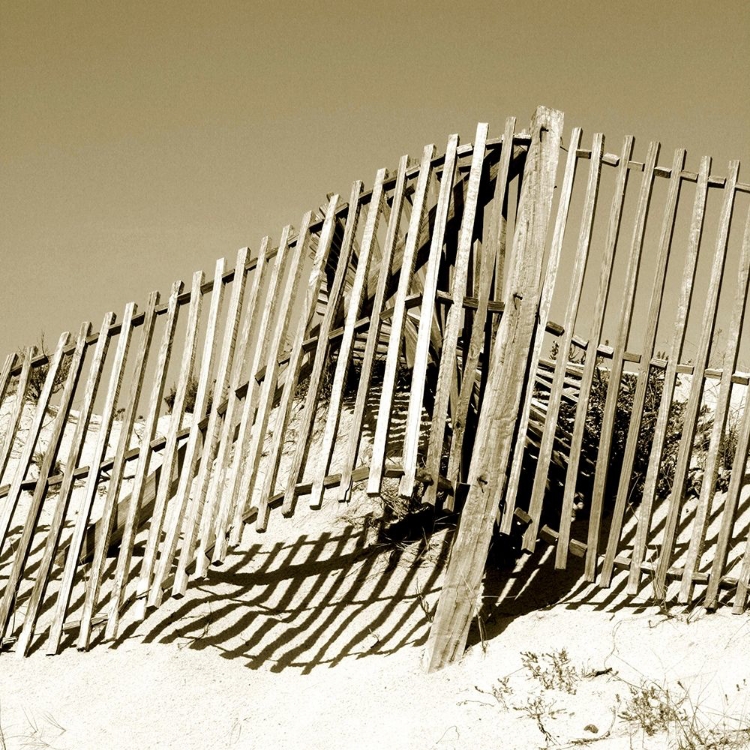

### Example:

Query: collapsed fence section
xmin=0 ymin=107 xmax=748 ymax=673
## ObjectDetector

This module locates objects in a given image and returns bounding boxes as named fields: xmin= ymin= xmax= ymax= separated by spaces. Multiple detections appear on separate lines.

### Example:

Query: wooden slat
xmin=46 ymin=302 xmax=136 ymax=655
xmin=653 ymin=163 xmax=739 ymax=599
xmin=422 ymin=125 xmax=489 ymax=505
xmin=253 ymin=197 xmax=339 ymax=531
xmin=555 ymin=137 xmax=634 ymax=568
xmin=337 ymin=155 xmax=409 ymax=503
xmin=399 ymin=135 xmax=460 ymax=497
xmin=281 ymin=183 xmax=363 ymax=515
xmin=598 ymin=148 xmax=686 ymax=585
xmin=680 ymin=189 xmax=748 ymax=603
xmin=175 ymin=247 xmax=251 ymax=590
xmin=223 ymin=229 xmax=292 ymax=553
xmin=308 ymin=169 xmax=386 ymax=509
xmin=148 ymin=259 xmax=226 ymax=607
xmin=367 ymin=144 xmax=435 ymax=495
xmin=0 ymin=353 xmax=17 ymax=410
xmin=105 ymin=280 xmax=184 ymax=640
xmin=424 ymin=107 xmax=563 ymax=672
xmin=15 ymin=311 xmax=115 ymax=656
xmin=209 ymin=238 xmax=271 ymax=561
xmin=521 ymin=133 xmax=604 ymax=551
xmin=0 ymin=347 xmax=36 ymax=482
xmin=227 ymin=221 xmax=307 ymax=543
xmin=77 ymin=290 xmax=161 ymax=650
xmin=133 ymin=271 xmax=204 ymax=621
xmin=0 ymin=323 xmax=89 ymax=644
xmin=625 ymin=157 xmax=710 ymax=595
xmin=498 ymin=128 xmax=581 ymax=530
xmin=0 ymin=332 xmax=70 ymax=552
xmin=584 ymin=141 xmax=660 ymax=582
xmin=442 ymin=117 xmax=516 ymax=509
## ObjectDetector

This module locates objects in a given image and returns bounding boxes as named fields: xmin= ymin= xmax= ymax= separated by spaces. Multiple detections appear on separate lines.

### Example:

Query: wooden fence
xmin=0 ymin=106 xmax=749 ymax=671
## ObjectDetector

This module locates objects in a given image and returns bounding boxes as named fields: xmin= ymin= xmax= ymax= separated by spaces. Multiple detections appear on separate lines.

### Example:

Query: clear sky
xmin=1 ymin=0 xmax=748 ymax=357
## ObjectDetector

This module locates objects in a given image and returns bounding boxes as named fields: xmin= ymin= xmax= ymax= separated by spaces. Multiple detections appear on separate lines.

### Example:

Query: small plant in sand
xmin=515 ymin=694 xmax=562 ymax=745
xmin=521 ymin=648 xmax=579 ymax=694
xmin=619 ymin=681 xmax=684 ymax=737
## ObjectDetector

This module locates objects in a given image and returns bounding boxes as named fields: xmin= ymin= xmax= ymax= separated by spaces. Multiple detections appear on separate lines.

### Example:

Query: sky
xmin=1 ymin=0 xmax=749 ymax=358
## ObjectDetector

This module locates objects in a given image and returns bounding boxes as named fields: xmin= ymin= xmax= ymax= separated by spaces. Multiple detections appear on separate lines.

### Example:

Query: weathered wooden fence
xmin=1 ymin=106 xmax=749 ymax=671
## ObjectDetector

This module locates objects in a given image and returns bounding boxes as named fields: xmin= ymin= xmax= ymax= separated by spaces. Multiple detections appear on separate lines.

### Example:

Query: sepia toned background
xmin=1 ymin=0 xmax=748 ymax=356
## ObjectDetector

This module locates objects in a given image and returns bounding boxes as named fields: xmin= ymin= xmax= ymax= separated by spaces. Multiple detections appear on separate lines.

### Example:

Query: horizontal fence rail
xmin=0 ymin=107 xmax=748 ymax=672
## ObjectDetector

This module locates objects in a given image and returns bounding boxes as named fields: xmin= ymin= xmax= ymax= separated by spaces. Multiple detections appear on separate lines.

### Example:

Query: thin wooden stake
xmin=598 ymin=148 xmax=685 ymax=586
xmin=0 ymin=332 xmax=70 ymax=552
xmin=281 ymin=183 xmax=363 ymax=514
xmin=584 ymin=142 xmax=660 ymax=582
xmin=47 ymin=303 xmax=136 ymax=655
xmin=555 ymin=136 xmax=634 ymax=569
xmin=148 ymin=259 xmax=226 ymax=607
xmin=105 ymin=280 xmax=184 ymax=640
xmin=625 ymin=157 xmax=710 ymax=595
xmin=338 ymin=156 xmax=408 ymax=503
xmin=521 ymin=132 xmax=604 ymax=551
xmin=254 ymin=197 xmax=339 ymax=530
xmin=443 ymin=117 xmax=516 ymax=510
xmin=133 ymin=270 xmax=204 ymax=620
xmin=399 ymin=135 xmax=460 ymax=498
xmin=16 ymin=311 xmax=115 ymax=657
xmin=0 ymin=347 xmax=36 ymax=482
xmin=309 ymin=169 xmax=386 ymax=509
xmin=367 ymin=144 xmax=435 ymax=495
xmin=0 ymin=322 xmax=89 ymax=645
xmin=77 ymin=291 xmax=161 ymax=650
xmin=176 ymin=247 xmax=251 ymax=590
xmin=421 ymin=125 xmax=489 ymax=504
xmin=680 ymin=185 xmax=748 ymax=603
xmin=653 ymin=163 xmax=739 ymax=600
xmin=223 ymin=227 xmax=292 ymax=553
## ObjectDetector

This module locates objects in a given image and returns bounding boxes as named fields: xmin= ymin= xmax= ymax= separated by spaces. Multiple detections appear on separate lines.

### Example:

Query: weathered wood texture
xmin=1 ymin=108 xmax=748 ymax=670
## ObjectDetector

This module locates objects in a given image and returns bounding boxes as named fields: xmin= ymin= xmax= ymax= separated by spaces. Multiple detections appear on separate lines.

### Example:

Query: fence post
xmin=422 ymin=106 xmax=563 ymax=673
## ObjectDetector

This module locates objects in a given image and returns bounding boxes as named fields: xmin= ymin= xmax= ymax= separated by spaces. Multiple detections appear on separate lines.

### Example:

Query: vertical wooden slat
xmin=0 ymin=322 xmax=90 ymax=644
xmin=367 ymin=144 xmax=435 ymax=495
xmin=0 ymin=353 xmax=17 ymax=409
xmin=521 ymin=133 xmax=604 ymax=551
xmin=223 ymin=228 xmax=292 ymax=553
xmin=281 ymin=183 xmax=363 ymax=515
xmin=442 ymin=117 xmax=516 ymax=510
xmin=584 ymin=142 xmax=660 ymax=582
xmin=254 ymin=197 xmax=340 ymax=531
xmin=16 ymin=311 xmax=115 ymax=657
xmin=226 ymin=221 xmax=306 ymax=543
xmin=133 ymin=271 xmax=204 ymax=620
xmin=308 ymin=169 xmax=386 ymax=509
xmin=709 ymin=234 xmax=750 ymax=610
xmin=337 ymin=155 xmax=408 ymax=503
xmin=625 ymin=157 xmax=711 ymax=594
xmin=176 ymin=247 xmax=251 ymax=589
xmin=421 ymin=125 xmax=489 ymax=504
xmin=77 ymin=290 xmax=161 ymax=650
xmin=499 ymin=128 xmax=581 ymax=533
xmin=555 ymin=136 xmax=634 ymax=568
xmin=398 ymin=135 xmax=460 ymax=498
xmin=47 ymin=302 xmax=136 ymax=655
xmin=209 ymin=237 xmax=271 ymax=561
xmin=148 ymin=259 xmax=226 ymax=607
xmin=679 ymin=189 xmax=748 ymax=603
xmin=105 ymin=280 xmax=184 ymax=640
xmin=0 ymin=347 xmax=36 ymax=481
xmin=653 ymin=163 xmax=739 ymax=599
xmin=424 ymin=107 xmax=563 ymax=672
xmin=598 ymin=148 xmax=686 ymax=586
xmin=0 ymin=332 xmax=70 ymax=552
